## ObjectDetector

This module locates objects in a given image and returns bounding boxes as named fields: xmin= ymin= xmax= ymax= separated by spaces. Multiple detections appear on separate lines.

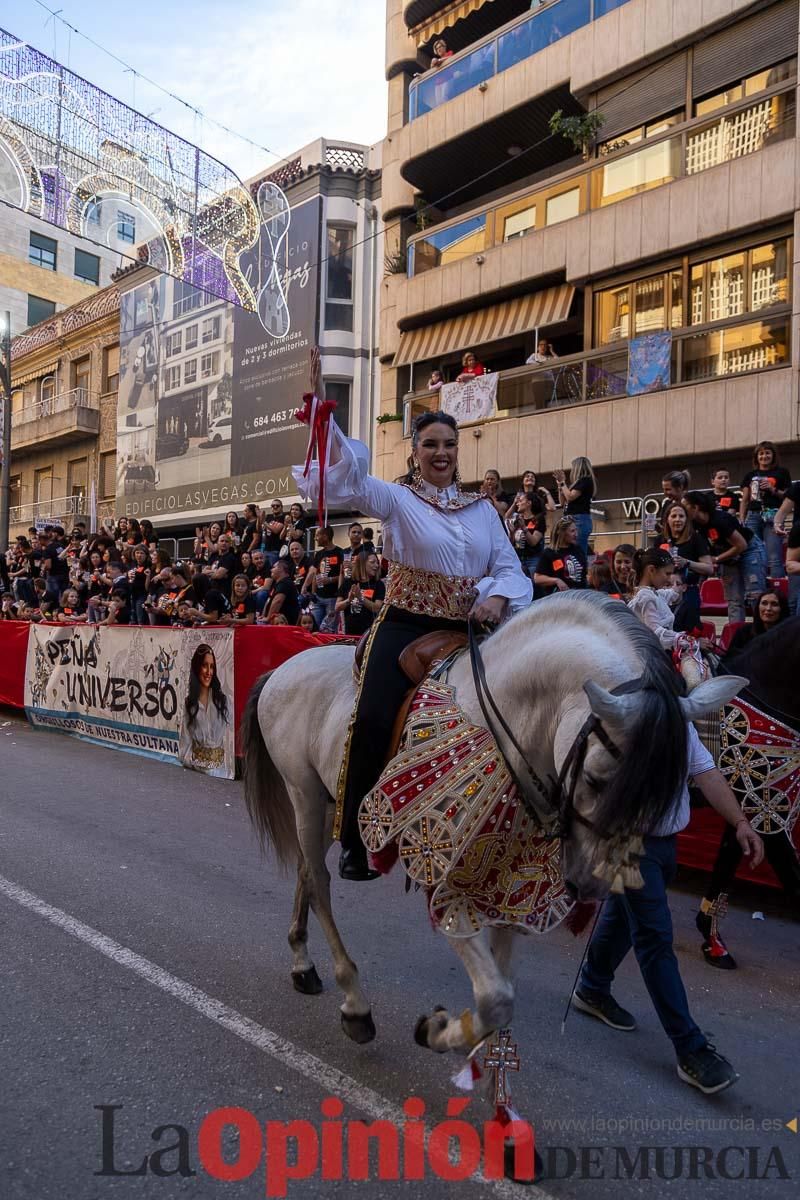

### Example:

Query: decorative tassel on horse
xmin=294 ymin=391 xmax=338 ymax=528
xmin=591 ymin=834 xmax=645 ymax=894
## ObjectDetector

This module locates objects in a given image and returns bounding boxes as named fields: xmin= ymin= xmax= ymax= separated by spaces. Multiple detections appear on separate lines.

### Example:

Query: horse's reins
xmin=467 ymin=622 xmax=623 ymax=840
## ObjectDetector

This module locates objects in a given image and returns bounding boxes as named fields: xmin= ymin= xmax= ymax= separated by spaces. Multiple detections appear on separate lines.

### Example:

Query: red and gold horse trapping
xmin=360 ymin=680 xmax=574 ymax=937
xmin=714 ymin=697 xmax=800 ymax=844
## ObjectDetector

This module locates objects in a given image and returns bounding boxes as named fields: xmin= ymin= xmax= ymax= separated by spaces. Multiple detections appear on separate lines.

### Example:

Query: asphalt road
xmin=1 ymin=709 xmax=798 ymax=1200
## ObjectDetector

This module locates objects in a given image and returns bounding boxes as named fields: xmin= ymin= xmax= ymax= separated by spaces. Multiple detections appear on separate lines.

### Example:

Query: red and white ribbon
xmin=294 ymin=391 xmax=337 ymax=528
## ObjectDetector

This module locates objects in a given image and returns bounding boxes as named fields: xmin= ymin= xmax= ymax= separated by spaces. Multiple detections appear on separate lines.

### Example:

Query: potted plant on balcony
xmin=549 ymin=110 xmax=605 ymax=161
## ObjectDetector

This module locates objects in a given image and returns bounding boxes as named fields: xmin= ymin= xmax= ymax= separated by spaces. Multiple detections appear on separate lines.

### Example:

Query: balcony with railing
xmin=408 ymin=0 xmax=631 ymax=119
xmin=402 ymin=311 xmax=791 ymax=435
xmin=11 ymin=387 xmax=100 ymax=451
xmin=407 ymin=85 xmax=796 ymax=277
xmin=9 ymin=493 xmax=88 ymax=528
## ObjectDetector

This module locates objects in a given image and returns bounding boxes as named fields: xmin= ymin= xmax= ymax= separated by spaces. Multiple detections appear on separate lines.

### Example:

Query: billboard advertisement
xmin=117 ymin=192 xmax=321 ymax=523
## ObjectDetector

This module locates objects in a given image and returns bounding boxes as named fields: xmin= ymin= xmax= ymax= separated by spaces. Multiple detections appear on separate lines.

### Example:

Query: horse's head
xmin=557 ymin=674 xmax=747 ymax=901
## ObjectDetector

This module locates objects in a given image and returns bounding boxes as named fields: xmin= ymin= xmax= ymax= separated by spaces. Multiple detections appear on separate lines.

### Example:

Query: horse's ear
xmin=583 ymin=680 xmax=639 ymax=725
xmin=678 ymin=675 xmax=748 ymax=721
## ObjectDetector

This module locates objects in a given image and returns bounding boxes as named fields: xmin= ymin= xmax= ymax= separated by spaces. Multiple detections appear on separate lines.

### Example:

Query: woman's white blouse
xmin=628 ymin=586 xmax=680 ymax=649
xmin=293 ymin=421 xmax=532 ymax=612
xmin=178 ymin=696 xmax=228 ymax=776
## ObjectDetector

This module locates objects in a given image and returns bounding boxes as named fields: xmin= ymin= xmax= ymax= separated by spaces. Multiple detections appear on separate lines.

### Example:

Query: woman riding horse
xmin=294 ymin=351 xmax=532 ymax=880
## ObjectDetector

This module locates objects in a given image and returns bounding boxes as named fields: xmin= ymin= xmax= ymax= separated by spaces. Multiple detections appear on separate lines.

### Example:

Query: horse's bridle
xmin=468 ymin=623 xmax=623 ymax=841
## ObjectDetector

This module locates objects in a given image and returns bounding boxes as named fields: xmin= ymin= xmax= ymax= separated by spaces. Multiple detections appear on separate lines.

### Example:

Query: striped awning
xmin=10 ymin=361 xmax=59 ymax=388
xmin=412 ymin=0 xmax=497 ymax=45
xmin=394 ymin=285 xmax=574 ymax=367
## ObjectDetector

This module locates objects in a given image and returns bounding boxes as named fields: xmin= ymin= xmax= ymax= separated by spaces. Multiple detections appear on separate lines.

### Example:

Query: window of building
xmin=545 ymin=189 xmax=580 ymax=226
xmin=103 ymin=345 xmax=120 ymax=394
xmin=100 ymin=451 xmax=116 ymax=499
xmin=74 ymin=248 xmax=100 ymax=285
xmin=11 ymin=391 xmax=23 ymax=416
xmin=689 ymin=240 xmax=790 ymax=326
xmin=68 ymin=458 xmax=88 ymax=503
xmin=73 ymin=356 xmax=91 ymax=396
xmin=34 ymin=467 xmax=53 ymax=505
xmin=117 ymin=211 xmax=136 ymax=243
xmin=86 ymin=197 xmax=101 ymax=225
xmin=9 ymin=474 xmax=21 ymax=513
xmin=184 ymin=323 xmax=198 ymax=350
xmin=200 ymin=351 xmax=220 ymax=378
xmin=184 ymin=359 xmax=197 ymax=385
xmin=164 ymin=365 xmax=181 ymax=391
xmin=325 ymin=225 xmax=354 ymax=331
xmin=695 ymin=58 xmax=797 ymax=118
xmin=598 ymin=111 xmax=683 ymax=155
xmin=27 ymin=295 xmax=56 ymax=328
xmin=324 ymin=380 xmax=351 ymax=437
xmin=165 ymin=331 xmax=182 ymax=357
xmin=594 ymin=269 xmax=683 ymax=345
xmin=29 ymin=231 xmax=57 ymax=271
xmin=40 ymin=376 xmax=56 ymax=410
xmin=201 ymin=315 xmax=221 ymax=343
xmin=504 ymin=205 xmax=537 ymax=241
xmin=173 ymin=281 xmax=203 ymax=317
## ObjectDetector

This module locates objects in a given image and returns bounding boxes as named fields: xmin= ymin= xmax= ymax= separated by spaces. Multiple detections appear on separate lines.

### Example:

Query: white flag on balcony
xmin=440 ymin=373 xmax=498 ymax=425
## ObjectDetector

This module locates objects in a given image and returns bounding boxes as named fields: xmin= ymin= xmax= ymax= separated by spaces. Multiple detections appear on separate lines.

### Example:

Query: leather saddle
xmin=353 ymin=629 xmax=467 ymax=762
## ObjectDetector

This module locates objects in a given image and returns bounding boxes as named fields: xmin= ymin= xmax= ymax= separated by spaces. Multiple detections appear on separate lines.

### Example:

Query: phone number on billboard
xmin=253 ymin=411 xmax=292 ymax=428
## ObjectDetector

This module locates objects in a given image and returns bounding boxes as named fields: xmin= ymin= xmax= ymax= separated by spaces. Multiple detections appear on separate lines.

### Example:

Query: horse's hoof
xmin=291 ymin=966 xmax=323 ymax=995
xmin=341 ymin=1010 xmax=376 ymax=1044
xmin=413 ymin=1014 xmax=429 ymax=1047
xmin=504 ymin=1141 xmax=544 ymax=1185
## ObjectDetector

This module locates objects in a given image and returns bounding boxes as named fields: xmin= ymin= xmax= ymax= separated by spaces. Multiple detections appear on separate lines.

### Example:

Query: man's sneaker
xmin=573 ymin=988 xmax=636 ymax=1031
xmin=677 ymin=1044 xmax=739 ymax=1095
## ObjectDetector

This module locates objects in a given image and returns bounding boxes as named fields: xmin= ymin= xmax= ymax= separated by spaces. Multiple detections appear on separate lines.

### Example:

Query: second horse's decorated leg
xmin=414 ymin=928 xmax=514 ymax=1053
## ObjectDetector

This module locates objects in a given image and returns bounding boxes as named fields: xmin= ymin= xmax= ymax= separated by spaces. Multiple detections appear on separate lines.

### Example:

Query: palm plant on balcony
xmin=549 ymin=109 xmax=605 ymax=161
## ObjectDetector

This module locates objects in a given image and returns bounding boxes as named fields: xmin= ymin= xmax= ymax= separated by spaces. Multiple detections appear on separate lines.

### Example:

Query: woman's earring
xmin=411 ymin=458 xmax=423 ymax=488
xmin=453 ymin=465 xmax=462 ymax=489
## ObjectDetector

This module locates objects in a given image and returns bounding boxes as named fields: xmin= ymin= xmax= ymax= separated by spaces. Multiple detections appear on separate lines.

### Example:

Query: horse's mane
xmin=499 ymin=592 xmax=688 ymax=838
xmin=721 ymin=615 xmax=800 ymax=725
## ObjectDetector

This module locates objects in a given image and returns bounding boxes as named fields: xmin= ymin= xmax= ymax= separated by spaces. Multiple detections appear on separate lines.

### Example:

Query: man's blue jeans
xmin=579 ymin=834 xmax=706 ymax=1058
xmin=745 ymin=512 xmax=784 ymax=578
xmin=718 ymin=535 xmax=767 ymax=622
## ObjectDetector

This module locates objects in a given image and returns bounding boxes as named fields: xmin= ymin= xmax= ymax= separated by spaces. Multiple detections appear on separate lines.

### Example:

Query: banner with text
xmin=440 ymin=373 xmax=498 ymax=425
xmin=24 ymin=624 xmax=235 ymax=777
xmin=117 ymin=195 xmax=322 ymax=523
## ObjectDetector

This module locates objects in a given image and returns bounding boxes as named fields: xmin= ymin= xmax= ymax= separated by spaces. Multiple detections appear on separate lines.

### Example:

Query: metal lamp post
xmin=0 ymin=310 xmax=11 ymax=552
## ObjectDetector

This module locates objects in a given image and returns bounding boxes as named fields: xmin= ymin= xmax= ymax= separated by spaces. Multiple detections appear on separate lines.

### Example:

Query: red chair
xmin=769 ymin=577 xmax=789 ymax=601
xmin=698 ymin=621 xmax=717 ymax=643
xmin=699 ymin=577 xmax=728 ymax=616
xmin=718 ymin=621 xmax=746 ymax=654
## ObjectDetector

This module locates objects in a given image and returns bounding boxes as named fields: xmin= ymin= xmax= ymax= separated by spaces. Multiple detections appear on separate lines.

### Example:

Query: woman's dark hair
xmin=752 ymin=589 xmax=789 ymax=634
xmin=185 ymin=643 xmax=228 ymax=726
xmin=685 ymin=490 xmax=715 ymax=517
xmin=632 ymin=547 xmax=673 ymax=584
xmin=662 ymin=469 xmax=691 ymax=490
xmin=614 ymin=543 xmax=637 ymax=559
xmin=225 ymin=511 xmax=241 ymax=532
xmin=410 ymin=410 xmax=458 ymax=447
xmin=140 ymin=519 xmax=155 ymax=540
xmin=752 ymin=440 xmax=779 ymax=467
xmin=154 ymin=548 xmax=172 ymax=570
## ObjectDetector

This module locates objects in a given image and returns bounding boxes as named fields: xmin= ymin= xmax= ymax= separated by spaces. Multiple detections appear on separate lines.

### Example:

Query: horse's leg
xmin=289 ymin=863 xmax=323 ymax=995
xmin=290 ymin=783 xmax=376 ymax=1044
xmin=415 ymin=929 xmax=514 ymax=1054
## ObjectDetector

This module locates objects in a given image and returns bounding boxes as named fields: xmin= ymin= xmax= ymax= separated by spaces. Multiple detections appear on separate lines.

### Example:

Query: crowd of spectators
xmin=2 ymin=441 xmax=797 ymax=649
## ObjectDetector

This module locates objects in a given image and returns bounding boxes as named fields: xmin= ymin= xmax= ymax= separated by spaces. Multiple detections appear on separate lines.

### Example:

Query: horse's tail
xmin=240 ymin=673 xmax=299 ymax=868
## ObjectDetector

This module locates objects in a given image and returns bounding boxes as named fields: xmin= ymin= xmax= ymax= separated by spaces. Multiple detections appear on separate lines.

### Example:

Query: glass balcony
xmin=407 ymin=213 xmax=487 ymax=275
xmin=409 ymin=0 xmax=631 ymax=120
xmin=679 ymin=316 xmax=790 ymax=383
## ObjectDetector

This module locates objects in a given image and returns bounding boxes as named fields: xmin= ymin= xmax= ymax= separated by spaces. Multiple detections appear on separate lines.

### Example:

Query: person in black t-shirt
xmin=287 ymin=539 xmax=313 ymax=603
xmin=335 ymin=551 xmax=385 ymax=636
xmin=554 ymin=457 xmax=596 ymax=555
xmin=309 ymin=526 xmax=344 ymax=631
xmin=202 ymin=533 xmax=240 ymax=592
xmin=739 ymin=441 xmax=792 ymax=579
xmin=262 ymin=499 xmax=287 ymax=565
xmin=126 ymin=544 xmax=152 ymax=624
xmin=506 ymin=491 xmax=546 ymax=578
xmin=710 ymin=468 xmax=740 ymax=516
xmin=263 ymin=559 xmax=300 ymax=625
xmin=684 ymin=491 xmax=766 ymax=623
xmin=226 ymin=574 xmax=257 ymax=625
xmin=534 ymin=517 xmax=588 ymax=598
xmin=660 ymin=503 xmax=713 ymax=633
xmin=340 ymin=523 xmax=366 ymax=582
xmin=786 ymin=523 xmax=800 ymax=616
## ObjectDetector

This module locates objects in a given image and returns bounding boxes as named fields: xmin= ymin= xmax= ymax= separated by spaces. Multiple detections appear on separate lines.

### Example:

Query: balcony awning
xmin=10 ymin=362 xmax=59 ymax=388
xmin=394 ymin=284 xmax=574 ymax=367
xmin=411 ymin=0 xmax=498 ymax=46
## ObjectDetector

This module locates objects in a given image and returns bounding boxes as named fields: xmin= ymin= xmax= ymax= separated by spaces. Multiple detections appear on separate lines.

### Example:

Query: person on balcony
xmin=427 ymin=368 xmax=444 ymax=392
xmin=429 ymin=37 xmax=454 ymax=69
xmin=526 ymin=338 xmax=559 ymax=364
xmin=456 ymin=350 xmax=485 ymax=383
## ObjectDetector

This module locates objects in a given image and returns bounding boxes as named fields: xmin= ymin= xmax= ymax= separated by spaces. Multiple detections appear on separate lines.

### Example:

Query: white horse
xmin=241 ymin=591 xmax=742 ymax=1053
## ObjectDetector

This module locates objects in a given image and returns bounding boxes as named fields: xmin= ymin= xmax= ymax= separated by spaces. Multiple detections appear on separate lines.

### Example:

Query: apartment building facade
xmin=7 ymin=284 xmax=120 ymax=537
xmin=379 ymin=0 xmax=800 ymax=530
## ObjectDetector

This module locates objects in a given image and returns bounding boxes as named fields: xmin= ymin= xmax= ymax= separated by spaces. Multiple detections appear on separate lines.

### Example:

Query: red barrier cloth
xmin=232 ymin=625 xmax=351 ymax=753
xmin=0 ymin=621 xmax=30 ymax=709
xmin=678 ymin=809 xmax=779 ymax=889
